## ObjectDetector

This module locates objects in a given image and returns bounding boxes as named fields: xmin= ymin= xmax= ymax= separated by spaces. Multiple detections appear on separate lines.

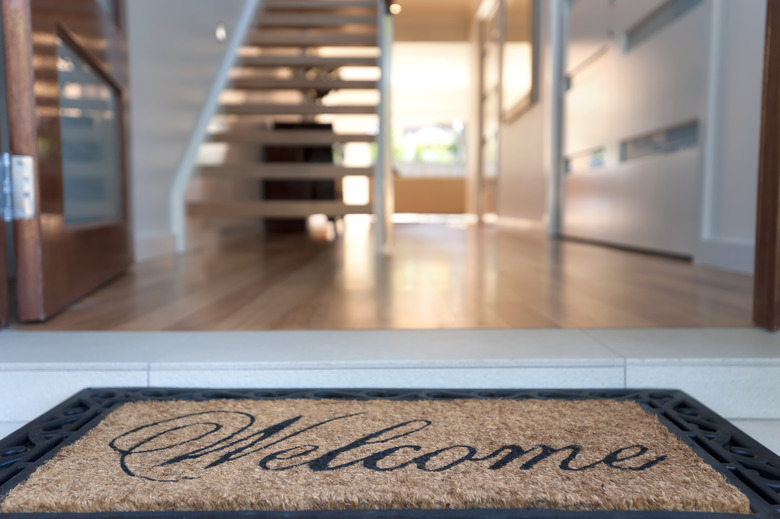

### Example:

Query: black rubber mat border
xmin=0 ymin=388 xmax=778 ymax=518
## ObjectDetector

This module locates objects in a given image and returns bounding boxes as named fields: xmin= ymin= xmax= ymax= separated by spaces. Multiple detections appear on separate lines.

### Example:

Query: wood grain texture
xmin=17 ymin=225 xmax=753 ymax=331
xmin=0 ymin=48 xmax=6 ymax=326
xmin=754 ymin=0 xmax=780 ymax=331
xmin=0 ymin=209 xmax=6 ymax=328
xmin=2 ymin=0 xmax=45 ymax=320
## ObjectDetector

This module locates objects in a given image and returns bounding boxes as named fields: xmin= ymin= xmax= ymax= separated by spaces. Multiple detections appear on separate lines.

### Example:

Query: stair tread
xmin=263 ymin=0 xmax=377 ymax=10
xmin=220 ymin=103 xmax=378 ymax=115
xmin=247 ymin=32 xmax=378 ymax=47
xmin=256 ymin=14 xmax=376 ymax=27
xmin=199 ymin=164 xmax=374 ymax=179
xmin=238 ymin=55 xmax=379 ymax=68
xmin=229 ymin=78 xmax=378 ymax=90
xmin=188 ymin=200 xmax=372 ymax=218
xmin=209 ymin=130 xmax=376 ymax=144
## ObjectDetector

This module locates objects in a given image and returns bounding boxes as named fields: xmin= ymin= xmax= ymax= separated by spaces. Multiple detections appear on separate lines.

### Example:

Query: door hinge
xmin=1 ymin=153 xmax=36 ymax=222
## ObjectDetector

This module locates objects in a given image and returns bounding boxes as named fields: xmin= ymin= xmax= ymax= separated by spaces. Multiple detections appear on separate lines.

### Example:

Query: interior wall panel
xmin=563 ymin=0 xmax=708 ymax=255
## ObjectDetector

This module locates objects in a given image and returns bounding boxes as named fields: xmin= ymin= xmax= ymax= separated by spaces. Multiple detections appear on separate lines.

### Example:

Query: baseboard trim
xmin=695 ymin=237 xmax=755 ymax=274
xmin=134 ymin=233 xmax=177 ymax=262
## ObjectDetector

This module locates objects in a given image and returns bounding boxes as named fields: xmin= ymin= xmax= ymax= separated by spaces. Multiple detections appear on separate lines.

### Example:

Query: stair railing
xmin=374 ymin=0 xmax=395 ymax=254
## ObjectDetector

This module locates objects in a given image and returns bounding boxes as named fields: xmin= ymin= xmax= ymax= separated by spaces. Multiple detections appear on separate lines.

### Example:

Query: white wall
xmin=126 ymin=0 xmax=251 ymax=261
xmin=696 ymin=0 xmax=766 ymax=273
xmin=497 ymin=0 xmax=550 ymax=223
xmin=563 ymin=0 xmax=708 ymax=257
xmin=561 ymin=0 xmax=765 ymax=270
xmin=392 ymin=42 xmax=471 ymax=126
xmin=565 ymin=0 xmax=706 ymax=155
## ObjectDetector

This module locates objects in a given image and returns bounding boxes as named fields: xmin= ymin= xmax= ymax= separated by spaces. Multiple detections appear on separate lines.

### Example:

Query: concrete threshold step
xmin=229 ymin=78 xmax=378 ymax=90
xmin=208 ymin=129 xmax=375 ymax=145
xmin=238 ymin=55 xmax=379 ymax=68
xmin=220 ymin=103 xmax=377 ymax=115
xmin=1 ymin=329 xmax=779 ymax=430
xmin=199 ymin=164 xmax=373 ymax=180
xmin=187 ymin=200 xmax=372 ymax=218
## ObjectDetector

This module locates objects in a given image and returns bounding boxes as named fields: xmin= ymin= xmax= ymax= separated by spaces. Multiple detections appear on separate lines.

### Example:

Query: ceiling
xmin=393 ymin=0 xmax=484 ymax=41
xmin=395 ymin=0 xmax=483 ymax=20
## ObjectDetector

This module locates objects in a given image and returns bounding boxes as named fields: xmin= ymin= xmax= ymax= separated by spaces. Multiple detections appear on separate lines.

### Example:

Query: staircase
xmin=188 ymin=0 xmax=387 ymax=226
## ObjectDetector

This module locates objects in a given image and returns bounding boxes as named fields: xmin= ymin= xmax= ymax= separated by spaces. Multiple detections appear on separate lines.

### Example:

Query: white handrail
xmin=170 ymin=0 xmax=263 ymax=253
xmin=374 ymin=1 xmax=394 ymax=254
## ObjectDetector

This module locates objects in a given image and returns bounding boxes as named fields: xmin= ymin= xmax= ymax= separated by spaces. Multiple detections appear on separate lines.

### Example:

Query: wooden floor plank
xmin=15 ymin=224 xmax=753 ymax=331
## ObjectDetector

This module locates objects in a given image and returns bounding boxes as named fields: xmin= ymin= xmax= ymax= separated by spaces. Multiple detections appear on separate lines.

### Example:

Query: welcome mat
xmin=0 ymin=389 xmax=778 ymax=518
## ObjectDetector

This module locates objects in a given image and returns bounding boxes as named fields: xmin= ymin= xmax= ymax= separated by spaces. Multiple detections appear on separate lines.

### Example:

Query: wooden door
xmin=0 ymin=167 xmax=7 ymax=328
xmin=1 ymin=0 xmax=131 ymax=322
xmin=1 ymin=32 xmax=10 ymax=328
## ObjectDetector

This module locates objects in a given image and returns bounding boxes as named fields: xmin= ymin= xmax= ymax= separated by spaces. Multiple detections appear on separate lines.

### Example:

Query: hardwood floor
xmin=16 ymin=220 xmax=753 ymax=330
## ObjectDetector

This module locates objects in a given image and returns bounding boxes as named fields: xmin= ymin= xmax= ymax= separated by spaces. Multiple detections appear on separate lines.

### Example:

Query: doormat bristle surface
xmin=0 ymin=399 xmax=750 ymax=514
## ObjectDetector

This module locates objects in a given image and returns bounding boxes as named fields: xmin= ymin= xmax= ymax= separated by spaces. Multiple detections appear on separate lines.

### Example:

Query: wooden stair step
xmin=256 ymin=14 xmax=376 ymax=27
xmin=263 ymin=0 xmax=377 ymax=10
xmin=220 ymin=103 xmax=378 ymax=115
xmin=199 ymin=164 xmax=374 ymax=180
xmin=209 ymin=130 xmax=376 ymax=144
xmin=247 ymin=32 xmax=377 ymax=47
xmin=229 ymin=77 xmax=378 ymax=90
xmin=188 ymin=200 xmax=372 ymax=218
xmin=237 ymin=55 xmax=379 ymax=68
xmin=238 ymin=55 xmax=378 ymax=68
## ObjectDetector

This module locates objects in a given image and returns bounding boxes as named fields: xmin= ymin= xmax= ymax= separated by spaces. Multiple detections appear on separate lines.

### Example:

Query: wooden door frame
xmin=0 ymin=4 xmax=9 ymax=328
xmin=0 ymin=207 xmax=7 ymax=329
xmin=1 ymin=0 xmax=41 ymax=322
xmin=753 ymin=0 xmax=780 ymax=332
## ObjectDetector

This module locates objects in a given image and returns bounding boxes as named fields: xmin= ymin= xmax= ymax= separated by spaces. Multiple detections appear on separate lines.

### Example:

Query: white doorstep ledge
xmin=1 ymin=329 xmax=779 ymax=425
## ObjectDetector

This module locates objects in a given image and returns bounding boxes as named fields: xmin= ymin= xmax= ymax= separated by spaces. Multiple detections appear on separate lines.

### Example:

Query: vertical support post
xmin=374 ymin=1 xmax=394 ymax=254
xmin=475 ymin=18 xmax=485 ymax=223
xmin=753 ymin=0 xmax=780 ymax=331
xmin=546 ymin=0 xmax=567 ymax=237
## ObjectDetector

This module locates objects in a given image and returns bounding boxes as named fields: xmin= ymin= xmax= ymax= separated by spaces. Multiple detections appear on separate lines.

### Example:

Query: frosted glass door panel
xmin=57 ymin=37 xmax=122 ymax=225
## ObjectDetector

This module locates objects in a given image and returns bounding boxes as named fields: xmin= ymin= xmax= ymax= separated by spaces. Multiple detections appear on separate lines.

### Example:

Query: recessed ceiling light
xmin=389 ymin=3 xmax=402 ymax=14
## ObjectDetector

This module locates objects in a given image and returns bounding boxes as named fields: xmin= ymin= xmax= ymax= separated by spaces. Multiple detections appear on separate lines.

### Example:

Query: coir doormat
xmin=0 ymin=389 xmax=778 ymax=518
